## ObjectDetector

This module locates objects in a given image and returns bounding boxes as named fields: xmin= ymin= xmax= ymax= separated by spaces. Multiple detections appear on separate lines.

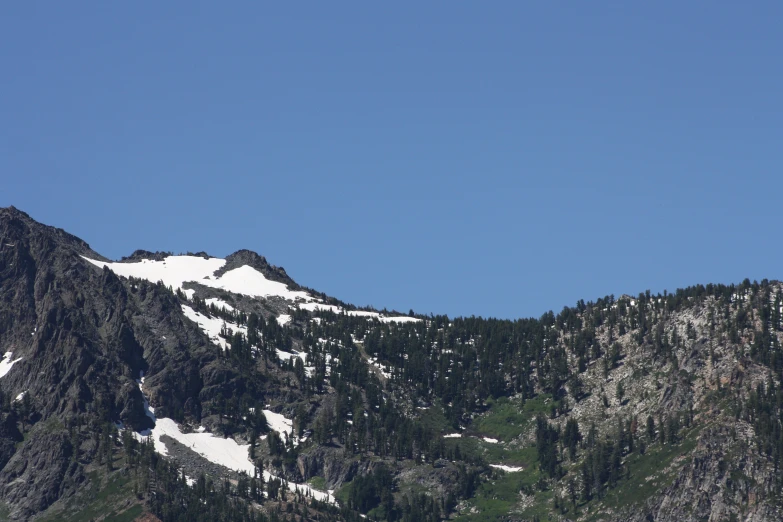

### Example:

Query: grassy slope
xmin=454 ymin=395 xmax=552 ymax=521
xmin=36 ymin=452 xmax=145 ymax=522
xmin=453 ymin=394 xmax=703 ymax=522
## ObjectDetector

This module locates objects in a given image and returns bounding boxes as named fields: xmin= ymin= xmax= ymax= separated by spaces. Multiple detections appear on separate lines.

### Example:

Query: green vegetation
xmin=334 ymin=481 xmax=353 ymax=507
xmin=38 ymin=471 xmax=137 ymax=522
xmin=592 ymin=425 xmax=700 ymax=518
xmin=455 ymin=464 xmax=547 ymax=522
xmin=417 ymin=402 xmax=452 ymax=434
xmin=474 ymin=394 xmax=554 ymax=442
xmin=107 ymin=505 xmax=144 ymax=522
xmin=307 ymin=475 xmax=327 ymax=491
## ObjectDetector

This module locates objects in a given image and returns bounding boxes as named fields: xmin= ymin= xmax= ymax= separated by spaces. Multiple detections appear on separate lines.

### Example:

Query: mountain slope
xmin=1 ymin=206 xmax=783 ymax=522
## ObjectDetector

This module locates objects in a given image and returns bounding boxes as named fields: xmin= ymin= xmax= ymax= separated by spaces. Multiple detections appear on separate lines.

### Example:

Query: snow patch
xmin=205 ymin=265 xmax=311 ymax=301
xmin=299 ymin=303 xmax=420 ymax=324
xmin=181 ymin=305 xmax=246 ymax=351
xmin=205 ymin=298 xmax=235 ymax=312
xmin=0 ymin=352 xmax=22 ymax=379
xmin=367 ymin=357 xmax=392 ymax=379
xmin=276 ymin=349 xmax=314 ymax=377
xmin=148 ymin=417 xmax=255 ymax=472
xmin=263 ymin=410 xmax=293 ymax=438
xmin=299 ymin=302 xmax=340 ymax=313
xmin=379 ymin=316 xmax=421 ymax=324
xmin=490 ymin=464 xmax=523 ymax=472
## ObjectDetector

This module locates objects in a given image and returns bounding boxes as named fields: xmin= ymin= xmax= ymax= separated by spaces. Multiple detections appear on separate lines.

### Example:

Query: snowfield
xmin=204 ymin=265 xmax=311 ymax=301
xmin=82 ymin=255 xmax=224 ymax=294
xmin=146 ymin=417 xmax=257 ymax=473
xmin=0 ymin=351 xmax=22 ymax=379
xmin=82 ymin=255 xmax=312 ymax=302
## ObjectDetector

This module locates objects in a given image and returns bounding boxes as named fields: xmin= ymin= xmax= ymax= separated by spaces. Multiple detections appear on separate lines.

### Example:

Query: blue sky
xmin=2 ymin=3 xmax=781 ymax=319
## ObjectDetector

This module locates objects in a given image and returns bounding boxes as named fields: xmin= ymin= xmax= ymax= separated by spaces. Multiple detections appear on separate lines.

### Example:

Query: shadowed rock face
xmin=0 ymin=431 xmax=82 ymax=515
xmin=119 ymin=250 xmax=173 ymax=263
xmin=0 ymin=207 xmax=246 ymax=519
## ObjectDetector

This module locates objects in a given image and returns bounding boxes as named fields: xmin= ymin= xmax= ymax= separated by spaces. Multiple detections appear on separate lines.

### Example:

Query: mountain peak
xmin=0 ymin=206 xmax=31 ymax=219
xmin=0 ymin=206 xmax=104 ymax=259
xmin=217 ymin=249 xmax=298 ymax=289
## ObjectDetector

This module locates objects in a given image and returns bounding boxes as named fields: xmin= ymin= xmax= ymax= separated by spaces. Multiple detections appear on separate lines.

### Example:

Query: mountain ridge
xmin=1 ymin=206 xmax=783 ymax=521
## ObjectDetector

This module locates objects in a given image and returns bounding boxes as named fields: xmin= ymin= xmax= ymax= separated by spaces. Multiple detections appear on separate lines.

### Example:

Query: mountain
xmin=1 ymin=205 xmax=782 ymax=521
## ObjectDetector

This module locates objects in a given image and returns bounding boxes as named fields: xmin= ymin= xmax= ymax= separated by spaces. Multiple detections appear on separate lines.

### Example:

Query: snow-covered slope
xmin=82 ymin=253 xmax=420 ymax=324
xmin=133 ymin=376 xmax=334 ymax=503
xmin=205 ymin=298 xmax=235 ymax=312
xmin=181 ymin=305 xmax=246 ymax=351
xmin=299 ymin=302 xmax=420 ymax=323
xmin=82 ymin=255 xmax=312 ymax=301
xmin=262 ymin=409 xmax=293 ymax=439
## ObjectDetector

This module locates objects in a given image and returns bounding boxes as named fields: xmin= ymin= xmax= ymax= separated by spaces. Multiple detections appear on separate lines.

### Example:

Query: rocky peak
xmin=215 ymin=249 xmax=300 ymax=289
xmin=119 ymin=250 xmax=213 ymax=263
xmin=0 ymin=206 xmax=105 ymax=260
xmin=0 ymin=206 xmax=30 ymax=219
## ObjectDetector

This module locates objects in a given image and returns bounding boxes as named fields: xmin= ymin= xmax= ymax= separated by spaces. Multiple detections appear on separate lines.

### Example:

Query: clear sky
xmin=2 ymin=3 xmax=781 ymax=319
